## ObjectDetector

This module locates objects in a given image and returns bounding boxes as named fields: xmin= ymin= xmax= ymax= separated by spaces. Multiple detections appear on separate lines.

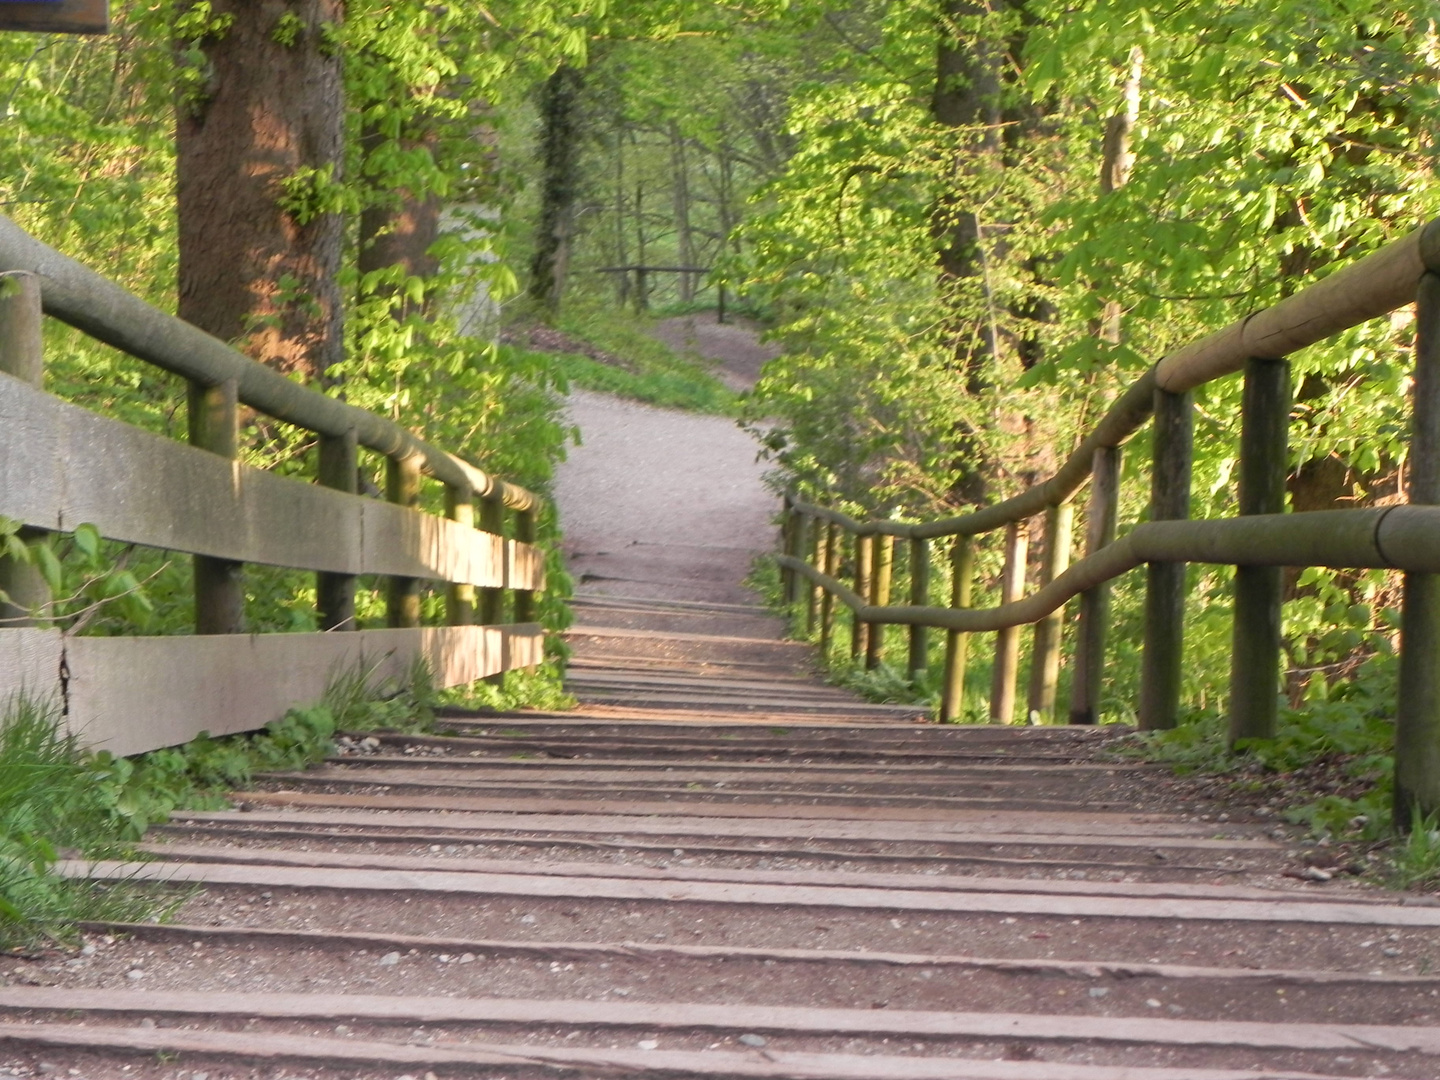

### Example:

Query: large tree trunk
xmin=527 ymin=63 xmax=585 ymax=316
xmin=931 ymin=0 xmax=1007 ymax=501
xmin=357 ymin=122 xmax=442 ymax=317
xmin=176 ymin=0 xmax=345 ymax=381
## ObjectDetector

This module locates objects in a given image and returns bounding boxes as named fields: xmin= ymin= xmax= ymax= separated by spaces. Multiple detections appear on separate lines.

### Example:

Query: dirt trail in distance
xmin=552 ymin=311 xmax=779 ymax=607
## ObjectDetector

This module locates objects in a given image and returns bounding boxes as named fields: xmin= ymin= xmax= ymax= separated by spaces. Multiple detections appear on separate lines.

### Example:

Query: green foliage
xmin=0 ymin=695 xmax=178 ymax=950
xmin=1134 ymin=653 xmax=1396 ymax=841
xmin=436 ymin=661 xmax=576 ymax=713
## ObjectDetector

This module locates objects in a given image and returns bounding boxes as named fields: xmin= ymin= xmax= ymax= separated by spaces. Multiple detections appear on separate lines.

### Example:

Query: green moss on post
xmin=1069 ymin=446 xmax=1120 ymax=724
xmin=514 ymin=508 xmax=538 ymax=624
xmin=907 ymin=537 xmax=929 ymax=684
xmin=445 ymin=484 xmax=477 ymax=627
xmin=189 ymin=376 xmax=244 ymax=635
xmin=0 ymin=272 xmax=49 ymax=627
xmin=851 ymin=533 xmax=873 ymax=660
xmin=1026 ymin=501 xmax=1074 ymax=723
xmin=1228 ymin=357 xmax=1290 ymax=744
xmin=819 ymin=522 xmax=840 ymax=657
xmin=1397 ymin=272 xmax=1440 ymax=825
xmin=807 ymin=522 xmax=826 ymax=636
xmin=1138 ymin=388 xmax=1193 ymax=730
xmin=866 ymin=535 xmax=894 ymax=669
xmin=386 ymin=453 xmax=422 ymax=629
xmin=940 ymin=535 xmax=974 ymax=723
xmin=990 ymin=521 xmax=1029 ymax=724
xmin=316 ymin=428 xmax=358 ymax=630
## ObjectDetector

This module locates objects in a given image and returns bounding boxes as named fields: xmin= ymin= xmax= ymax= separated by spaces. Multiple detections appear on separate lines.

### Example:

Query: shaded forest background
xmin=2 ymin=0 xmax=1437 ymax=727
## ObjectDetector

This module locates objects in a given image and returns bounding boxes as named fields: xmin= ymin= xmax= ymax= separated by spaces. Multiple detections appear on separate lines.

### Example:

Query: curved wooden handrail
xmin=794 ymin=218 xmax=1440 ymax=543
xmin=780 ymin=505 xmax=1439 ymax=633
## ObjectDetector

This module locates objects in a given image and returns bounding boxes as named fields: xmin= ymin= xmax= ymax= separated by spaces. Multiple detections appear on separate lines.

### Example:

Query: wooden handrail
xmin=0 ymin=215 xmax=540 ymax=512
xmin=779 ymin=217 xmax=1440 ymax=822
xmin=0 ymin=216 xmax=548 ymax=759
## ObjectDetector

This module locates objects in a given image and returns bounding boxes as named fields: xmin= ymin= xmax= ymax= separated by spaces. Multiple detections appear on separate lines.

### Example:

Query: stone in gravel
xmin=125 ymin=969 xmax=144 ymax=980
xmin=1087 ymin=987 xmax=1108 ymax=998
xmin=379 ymin=951 xmax=401 ymax=966
xmin=638 ymin=1040 xmax=659 ymax=1050
xmin=520 ymin=913 xmax=536 ymax=924
xmin=1145 ymin=999 xmax=1162 ymax=1008
xmin=459 ymin=953 xmax=475 ymax=963
xmin=739 ymin=1034 xmax=767 ymax=1048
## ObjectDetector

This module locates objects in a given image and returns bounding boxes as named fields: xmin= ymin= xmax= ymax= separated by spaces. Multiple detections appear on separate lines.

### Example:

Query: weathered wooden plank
xmin=136 ymin=842 xmax=1391 ymax=905
xmin=52 ymin=623 xmax=542 ymax=757
xmin=70 ymin=859 xmax=1431 ymax=926
xmin=0 ymin=1020 xmax=1341 ymax=1080
xmin=232 ymin=789 xmax=1251 ymax=831
xmin=168 ymin=807 xmax=1274 ymax=851
xmin=92 ymin=919 xmax=1440 ymax=988
xmin=0 ymin=375 xmax=543 ymax=588
xmin=7 ymin=988 xmax=1440 ymax=1053
xmin=0 ymin=628 xmax=62 ymax=711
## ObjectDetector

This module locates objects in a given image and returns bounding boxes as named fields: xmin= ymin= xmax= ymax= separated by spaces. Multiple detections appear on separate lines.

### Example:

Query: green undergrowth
xmin=434 ymin=661 xmax=575 ymax=713
xmin=0 ymin=654 xmax=575 ymax=948
xmin=548 ymin=350 xmax=738 ymax=414
xmin=0 ymin=695 xmax=183 ymax=952
xmin=521 ymin=301 xmax=741 ymax=414
xmin=1126 ymin=654 xmax=1440 ymax=889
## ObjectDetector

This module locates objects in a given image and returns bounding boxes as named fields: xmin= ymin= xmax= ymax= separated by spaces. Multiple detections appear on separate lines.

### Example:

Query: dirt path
xmin=552 ymin=314 xmax=777 ymax=607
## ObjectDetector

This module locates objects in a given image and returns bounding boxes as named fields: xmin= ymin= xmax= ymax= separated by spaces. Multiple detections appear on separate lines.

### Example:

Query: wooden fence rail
xmin=778 ymin=217 xmax=1440 ymax=822
xmin=0 ymin=215 xmax=546 ymax=758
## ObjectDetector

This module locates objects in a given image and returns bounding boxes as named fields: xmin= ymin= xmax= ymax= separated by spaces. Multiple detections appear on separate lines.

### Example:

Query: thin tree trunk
xmin=528 ymin=63 xmax=584 ymax=316
xmin=613 ymin=119 xmax=629 ymax=307
xmin=1096 ymin=47 xmax=1141 ymax=344
xmin=176 ymin=0 xmax=345 ymax=381
xmin=670 ymin=119 xmax=695 ymax=303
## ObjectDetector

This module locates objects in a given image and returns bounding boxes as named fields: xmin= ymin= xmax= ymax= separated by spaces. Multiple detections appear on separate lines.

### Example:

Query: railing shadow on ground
xmin=0 ymin=214 xmax=547 ymax=758
xmin=775 ymin=219 xmax=1440 ymax=822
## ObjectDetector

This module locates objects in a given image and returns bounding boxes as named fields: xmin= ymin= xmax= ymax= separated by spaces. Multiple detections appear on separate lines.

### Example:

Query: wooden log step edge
xmin=82 ymin=919 xmax=1440 ymax=987
xmin=134 ymin=841 xmax=1401 ymax=905
xmin=164 ymin=806 xmax=1283 ymax=850
xmin=4 ymin=988 xmax=1440 ymax=1054
xmin=57 ymin=859 xmax=1440 ymax=925
xmin=150 ymin=821 xmax=1247 ymax=875
xmin=0 ymin=1020 xmax=1350 ymax=1080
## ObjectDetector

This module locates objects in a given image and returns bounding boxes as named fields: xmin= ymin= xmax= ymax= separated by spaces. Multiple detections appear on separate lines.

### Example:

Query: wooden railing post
xmin=940 ymin=535 xmax=974 ymax=722
xmin=316 ymin=428 xmax=358 ymax=630
xmin=479 ymin=494 xmax=507 ymax=626
xmin=1397 ymin=271 xmax=1440 ymax=825
xmin=785 ymin=509 xmax=807 ymax=607
xmin=990 ymin=521 xmax=1029 ymax=724
xmin=445 ymin=484 xmax=477 ymax=627
xmin=514 ymin=507 xmax=538 ymax=625
xmin=386 ymin=453 xmax=423 ymax=628
xmin=779 ymin=499 xmax=796 ymax=604
xmin=850 ymin=532 xmax=873 ymax=660
xmin=189 ymin=375 xmax=244 ymax=635
xmin=907 ymin=537 xmax=930 ymax=683
xmin=866 ymin=534 xmax=894 ymax=669
xmin=807 ymin=521 xmax=826 ymax=636
xmin=1229 ymin=356 xmax=1290 ymax=744
xmin=1069 ymin=446 xmax=1121 ymax=724
xmin=819 ymin=522 xmax=840 ymax=657
xmin=1026 ymin=501 xmax=1075 ymax=723
xmin=0 ymin=272 xmax=49 ymax=627
xmin=1138 ymin=388 xmax=1194 ymax=730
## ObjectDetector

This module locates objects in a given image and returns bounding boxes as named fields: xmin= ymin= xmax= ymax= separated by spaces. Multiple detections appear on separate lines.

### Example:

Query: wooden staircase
xmin=4 ymin=594 xmax=1439 ymax=1079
